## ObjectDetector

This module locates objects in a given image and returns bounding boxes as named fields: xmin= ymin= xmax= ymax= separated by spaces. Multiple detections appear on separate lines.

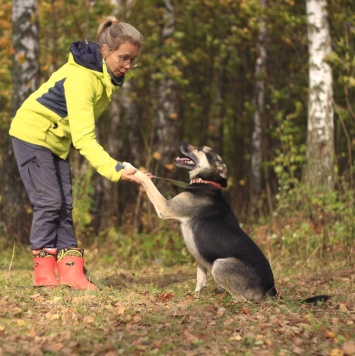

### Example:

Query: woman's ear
xmin=101 ymin=44 xmax=109 ymax=59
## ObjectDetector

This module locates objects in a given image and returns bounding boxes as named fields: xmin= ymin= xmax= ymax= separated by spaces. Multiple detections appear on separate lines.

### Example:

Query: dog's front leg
xmin=195 ymin=263 xmax=207 ymax=292
xmin=125 ymin=165 xmax=181 ymax=219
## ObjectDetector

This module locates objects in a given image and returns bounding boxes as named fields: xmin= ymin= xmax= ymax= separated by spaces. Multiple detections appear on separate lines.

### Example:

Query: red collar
xmin=190 ymin=178 xmax=222 ymax=189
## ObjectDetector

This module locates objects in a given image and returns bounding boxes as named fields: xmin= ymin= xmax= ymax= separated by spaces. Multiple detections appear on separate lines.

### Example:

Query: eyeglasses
xmin=115 ymin=54 xmax=138 ymax=68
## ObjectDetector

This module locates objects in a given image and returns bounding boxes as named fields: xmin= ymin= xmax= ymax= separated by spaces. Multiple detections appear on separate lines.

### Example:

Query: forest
xmin=0 ymin=0 xmax=354 ymax=246
xmin=0 ymin=0 xmax=354 ymax=355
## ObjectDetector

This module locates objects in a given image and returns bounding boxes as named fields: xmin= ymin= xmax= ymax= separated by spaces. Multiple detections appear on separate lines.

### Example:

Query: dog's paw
xmin=216 ymin=285 xmax=225 ymax=293
xmin=122 ymin=162 xmax=136 ymax=170
xmin=195 ymin=284 xmax=207 ymax=293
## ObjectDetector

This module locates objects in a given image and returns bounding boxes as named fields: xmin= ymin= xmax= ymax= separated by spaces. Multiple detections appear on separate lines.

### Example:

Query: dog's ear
xmin=216 ymin=161 xmax=227 ymax=178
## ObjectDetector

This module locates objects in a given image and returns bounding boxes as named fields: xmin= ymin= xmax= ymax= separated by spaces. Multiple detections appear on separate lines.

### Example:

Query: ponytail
xmin=96 ymin=16 xmax=143 ymax=52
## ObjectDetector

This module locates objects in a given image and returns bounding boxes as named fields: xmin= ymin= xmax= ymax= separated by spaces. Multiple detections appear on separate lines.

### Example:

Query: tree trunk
xmin=122 ymin=82 xmax=145 ymax=168
xmin=2 ymin=0 xmax=40 ymax=243
xmin=304 ymin=0 xmax=334 ymax=190
xmin=250 ymin=0 xmax=267 ymax=217
xmin=11 ymin=0 xmax=40 ymax=117
xmin=154 ymin=0 xmax=180 ymax=177
xmin=92 ymin=97 xmax=124 ymax=232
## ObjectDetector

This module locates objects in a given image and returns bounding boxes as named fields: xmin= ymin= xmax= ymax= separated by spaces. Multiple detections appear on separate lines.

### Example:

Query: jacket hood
xmin=70 ymin=41 xmax=124 ymax=86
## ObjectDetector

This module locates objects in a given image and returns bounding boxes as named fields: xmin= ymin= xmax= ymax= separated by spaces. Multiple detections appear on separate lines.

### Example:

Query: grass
xmin=0 ymin=237 xmax=354 ymax=356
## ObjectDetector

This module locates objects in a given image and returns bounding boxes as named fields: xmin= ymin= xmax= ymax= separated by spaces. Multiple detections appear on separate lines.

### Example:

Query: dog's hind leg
xmin=211 ymin=258 xmax=264 ymax=302
xmin=195 ymin=263 xmax=207 ymax=292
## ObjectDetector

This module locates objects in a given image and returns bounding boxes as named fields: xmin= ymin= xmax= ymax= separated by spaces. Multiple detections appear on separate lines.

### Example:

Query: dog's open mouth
xmin=174 ymin=157 xmax=196 ymax=170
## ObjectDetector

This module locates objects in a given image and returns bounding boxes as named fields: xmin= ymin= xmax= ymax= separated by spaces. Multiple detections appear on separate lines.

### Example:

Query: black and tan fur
xmin=126 ymin=141 xmax=329 ymax=304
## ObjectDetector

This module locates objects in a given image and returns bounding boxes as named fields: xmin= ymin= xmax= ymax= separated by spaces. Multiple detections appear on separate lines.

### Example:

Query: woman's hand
xmin=120 ymin=161 xmax=152 ymax=183
xmin=120 ymin=168 xmax=140 ymax=183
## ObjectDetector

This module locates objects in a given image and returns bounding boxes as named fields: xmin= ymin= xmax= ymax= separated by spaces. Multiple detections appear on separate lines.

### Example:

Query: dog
xmin=126 ymin=141 xmax=329 ymax=304
xmin=126 ymin=141 xmax=277 ymax=302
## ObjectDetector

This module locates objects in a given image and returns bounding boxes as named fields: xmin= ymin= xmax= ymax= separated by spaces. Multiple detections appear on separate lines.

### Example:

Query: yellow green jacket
xmin=10 ymin=41 xmax=125 ymax=182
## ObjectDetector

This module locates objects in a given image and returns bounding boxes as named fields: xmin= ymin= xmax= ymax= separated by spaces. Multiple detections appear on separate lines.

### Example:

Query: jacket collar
xmin=70 ymin=40 xmax=124 ymax=87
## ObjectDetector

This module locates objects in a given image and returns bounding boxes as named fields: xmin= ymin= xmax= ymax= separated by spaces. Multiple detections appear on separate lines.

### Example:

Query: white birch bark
xmin=11 ymin=0 xmax=40 ymax=116
xmin=251 ymin=0 xmax=267 ymax=214
xmin=154 ymin=0 xmax=180 ymax=175
xmin=304 ymin=0 xmax=334 ymax=189
xmin=5 ymin=0 xmax=40 ymax=243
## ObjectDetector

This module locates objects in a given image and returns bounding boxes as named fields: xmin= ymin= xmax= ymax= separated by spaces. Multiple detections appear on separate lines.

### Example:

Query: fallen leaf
xmin=83 ymin=316 xmax=95 ymax=324
xmin=241 ymin=307 xmax=250 ymax=315
xmin=339 ymin=303 xmax=348 ymax=312
xmin=133 ymin=314 xmax=141 ymax=323
xmin=17 ymin=320 xmax=25 ymax=326
xmin=116 ymin=307 xmax=125 ymax=315
xmin=13 ymin=307 xmax=22 ymax=316
xmin=45 ymin=313 xmax=59 ymax=321
xmin=264 ymin=339 xmax=273 ymax=346
xmin=216 ymin=307 xmax=226 ymax=317
xmin=292 ymin=347 xmax=304 ymax=355
xmin=184 ymin=329 xmax=198 ymax=343
xmin=155 ymin=292 xmax=174 ymax=303
xmin=44 ymin=343 xmax=63 ymax=353
xmin=223 ymin=318 xmax=234 ymax=326
xmin=330 ymin=349 xmax=344 ymax=356
xmin=342 ymin=341 xmax=355 ymax=355
xmin=325 ymin=331 xmax=336 ymax=339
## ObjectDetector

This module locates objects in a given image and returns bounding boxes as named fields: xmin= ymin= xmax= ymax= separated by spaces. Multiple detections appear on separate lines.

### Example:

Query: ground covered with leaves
xmin=0 ymin=245 xmax=354 ymax=356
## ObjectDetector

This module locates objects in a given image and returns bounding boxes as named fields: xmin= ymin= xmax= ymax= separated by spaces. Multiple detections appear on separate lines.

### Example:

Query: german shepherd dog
xmin=126 ymin=141 xmax=329 ymax=303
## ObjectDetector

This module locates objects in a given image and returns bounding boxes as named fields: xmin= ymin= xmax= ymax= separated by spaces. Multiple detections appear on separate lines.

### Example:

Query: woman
xmin=9 ymin=16 xmax=143 ymax=289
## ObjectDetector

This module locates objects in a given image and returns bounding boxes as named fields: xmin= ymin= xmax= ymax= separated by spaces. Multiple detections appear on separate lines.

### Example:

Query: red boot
xmin=56 ymin=248 xmax=96 ymax=290
xmin=32 ymin=248 xmax=58 ymax=286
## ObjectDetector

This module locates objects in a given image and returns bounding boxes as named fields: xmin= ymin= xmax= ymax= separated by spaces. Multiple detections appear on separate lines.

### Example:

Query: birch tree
xmin=304 ymin=0 xmax=334 ymax=190
xmin=3 ymin=0 xmax=40 ymax=243
xmin=250 ymin=0 xmax=267 ymax=215
xmin=154 ymin=0 xmax=180 ymax=176
xmin=11 ymin=0 xmax=40 ymax=117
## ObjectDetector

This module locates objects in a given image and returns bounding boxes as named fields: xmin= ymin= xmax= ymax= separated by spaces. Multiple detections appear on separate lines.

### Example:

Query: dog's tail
xmin=301 ymin=295 xmax=331 ymax=304
xmin=268 ymin=288 xmax=330 ymax=304
xmin=267 ymin=286 xmax=330 ymax=304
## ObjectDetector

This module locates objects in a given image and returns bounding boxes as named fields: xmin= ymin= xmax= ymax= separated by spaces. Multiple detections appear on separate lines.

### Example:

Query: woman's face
xmin=102 ymin=42 xmax=140 ymax=77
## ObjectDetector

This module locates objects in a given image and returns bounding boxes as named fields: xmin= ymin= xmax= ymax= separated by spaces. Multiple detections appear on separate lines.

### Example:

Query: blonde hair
xmin=96 ymin=16 xmax=144 ymax=52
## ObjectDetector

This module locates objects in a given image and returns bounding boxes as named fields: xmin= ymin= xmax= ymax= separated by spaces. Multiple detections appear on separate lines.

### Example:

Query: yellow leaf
xmin=17 ymin=320 xmax=25 ymax=326
xmin=229 ymin=334 xmax=242 ymax=341
xmin=339 ymin=303 xmax=348 ymax=312
xmin=116 ymin=306 xmax=126 ymax=315
xmin=13 ymin=307 xmax=22 ymax=316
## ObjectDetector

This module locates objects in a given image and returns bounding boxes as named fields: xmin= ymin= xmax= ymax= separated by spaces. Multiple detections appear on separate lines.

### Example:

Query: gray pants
xmin=12 ymin=137 xmax=77 ymax=249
